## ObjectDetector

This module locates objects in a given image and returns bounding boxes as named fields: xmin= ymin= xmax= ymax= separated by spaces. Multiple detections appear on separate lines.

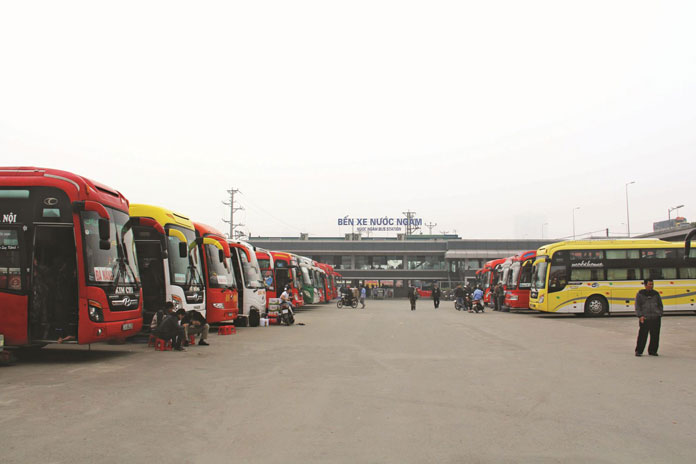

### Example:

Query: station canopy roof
xmin=445 ymin=250 xmax=528 ymax=259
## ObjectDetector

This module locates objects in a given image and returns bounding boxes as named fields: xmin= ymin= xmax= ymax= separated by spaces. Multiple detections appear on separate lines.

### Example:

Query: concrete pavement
xmin=2 ymin=299 xmax=695 ymax=463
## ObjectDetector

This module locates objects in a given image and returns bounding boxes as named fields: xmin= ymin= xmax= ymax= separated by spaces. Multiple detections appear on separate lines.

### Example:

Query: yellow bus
xmin=129 ymin=204 xmax=206 ymax=324
xmin=529 ymin=239 xmax=696 ymax=316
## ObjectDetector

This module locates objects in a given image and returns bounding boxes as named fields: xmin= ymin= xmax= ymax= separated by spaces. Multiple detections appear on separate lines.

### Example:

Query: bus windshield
xmin=292 ymin=267 xmax=303 ymax=287
xmin=509 ymin=262 xmax=521 ymax=289
xmin=205 ymin=243 xmax=236 ymax=289
xmin=301 ymin=266 xmax=313 ymax=285
xmin=240 ymin=250 xmax=264 ymax=288
xmin=167 ymin=225 xmax=204 ymax=290
xmin=82 ymin=208 xmax=139 ymax=287
xmin=532 ymin=261 xmax=548 ymax=290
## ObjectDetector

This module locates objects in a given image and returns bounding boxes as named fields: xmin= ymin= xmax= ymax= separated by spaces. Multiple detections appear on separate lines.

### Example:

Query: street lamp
xmin=668 ymin=204 xmax=684 ymax=220
xmin=625 ymin=181 xmax=635 ymax=237
xmin=572 ymin=207 xmax=580 ymax=240
xmin=541 ymin=222 xmax=548 ymax=239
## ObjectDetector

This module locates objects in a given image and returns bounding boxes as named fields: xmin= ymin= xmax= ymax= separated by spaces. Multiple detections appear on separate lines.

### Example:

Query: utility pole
xmin=424 ymin=221 xmax=437 ymax=235
xmin=402 ymin=209 xmax=420 ymax=236
xmin=222 ymin=188 xmax=244 ymax=239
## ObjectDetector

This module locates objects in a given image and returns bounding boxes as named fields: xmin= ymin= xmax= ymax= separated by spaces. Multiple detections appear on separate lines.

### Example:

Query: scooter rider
xmin=454 ymin=284 xmax=465 ymax=310
xmin=280 ymin=286 xmax=295 ymax=312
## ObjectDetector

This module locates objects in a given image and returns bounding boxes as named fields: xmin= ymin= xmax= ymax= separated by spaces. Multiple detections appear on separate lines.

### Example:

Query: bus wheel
xmin=249 ymin=309 xmax=260 ymax=327
xmin=584 ymin=296 xmax=607 ymax=317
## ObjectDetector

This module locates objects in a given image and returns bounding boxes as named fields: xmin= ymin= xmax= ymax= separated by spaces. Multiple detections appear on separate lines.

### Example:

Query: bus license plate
xmin=121 ymin=323 xmax=134 ymax=331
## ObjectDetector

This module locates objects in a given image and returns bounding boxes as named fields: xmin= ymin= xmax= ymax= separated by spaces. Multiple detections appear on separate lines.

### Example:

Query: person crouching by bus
xmin=150 ymin=301 xmax=175 ymax=332
xmin=182 ymin=310 xmax=210 ymax=346
xmin=153 ymin=307 xmax=187 ymax=351
xmin=635 ymin=278 xmax=663 ymax=357
xmin=281 ymin=286 xmax=295 ymax=312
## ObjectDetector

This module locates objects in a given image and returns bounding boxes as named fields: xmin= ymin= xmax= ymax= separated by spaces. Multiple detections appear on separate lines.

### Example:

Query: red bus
xmin=194 ymin=222 xmax=238 ymax=323
xmin=317 ymin=262 xmax=338 ymax=301
xmin=481 ymin=258 xmax=507 ymax=305
xmin=504 ymin=250 xmax=536 ymax=310
xmin=0 ymin=167 xmax=142 ymax=348
xmin=270 ymin=251 xmax=304 ymax=308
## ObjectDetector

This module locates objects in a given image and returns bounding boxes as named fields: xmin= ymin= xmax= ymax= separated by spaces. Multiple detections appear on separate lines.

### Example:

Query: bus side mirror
xmin=219 ymin=249 xmax=224 ymax=263
xmin=98 ymin=218 xmax=110 ymax=241
xmin=179 ymin=242 xmax=187 ymax=258
xmin=99 ymin=239 xmax=111 ymax=250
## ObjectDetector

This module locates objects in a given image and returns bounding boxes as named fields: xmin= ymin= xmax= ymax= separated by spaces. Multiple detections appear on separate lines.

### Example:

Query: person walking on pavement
xmin=635 ymin=278 xmax=663 ymax=356
xmin=432 ymin=284 xmax=441 ymax=309
xmin=360 ymin=286 xmax=366 ymax=308
xmin=408 ymin=285 xmax=419 ymax=311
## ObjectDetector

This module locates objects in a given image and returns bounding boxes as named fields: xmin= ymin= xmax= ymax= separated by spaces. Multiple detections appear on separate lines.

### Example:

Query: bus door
xmin=134 ymin=239 xmax=166 ymax=325
xmin=29 ymin=224 xmax=78 ymax=342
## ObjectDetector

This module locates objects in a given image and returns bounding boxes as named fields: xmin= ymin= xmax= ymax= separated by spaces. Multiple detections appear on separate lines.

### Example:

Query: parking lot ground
xmin=2 ymin=299 xmax=696 ymax=464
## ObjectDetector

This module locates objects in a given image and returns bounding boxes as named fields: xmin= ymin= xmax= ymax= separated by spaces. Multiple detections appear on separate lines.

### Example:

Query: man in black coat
xmin=635 ymin=278 xmax=664 ymax=356
xmin=432 ymin=284 xmax=441 ymax=309
xmin=153 ymin=308 xmax=187 ymax=351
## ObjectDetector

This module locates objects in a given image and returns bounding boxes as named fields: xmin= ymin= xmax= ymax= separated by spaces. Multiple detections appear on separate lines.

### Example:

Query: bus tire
xmin=249 ymin=309 xmax=260 ymax=327
xmin=584 ymin=295 xmax=608 ymax=317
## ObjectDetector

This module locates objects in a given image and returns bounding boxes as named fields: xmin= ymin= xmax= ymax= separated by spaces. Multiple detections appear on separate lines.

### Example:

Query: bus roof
xmin=512 ymin=250 xmax=537 ymax=262
xmin=0 ymin=166 xmax=129 ymax=212
xmin=130 ymin=204 xmax=194 ymax=230
xmin=537 ymin=239 xmax=679 ymax=256
xmin=193 ymin=222 xmax=231 ymax=257
xmin=270 ymin=251 xmax=294 ymax=262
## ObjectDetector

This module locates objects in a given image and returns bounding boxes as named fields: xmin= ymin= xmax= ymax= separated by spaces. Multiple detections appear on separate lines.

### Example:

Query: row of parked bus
xmin=475 ymin=234 xmax=696 ymax=316
xmin=0 ymin=167 xmax=339 ymax=351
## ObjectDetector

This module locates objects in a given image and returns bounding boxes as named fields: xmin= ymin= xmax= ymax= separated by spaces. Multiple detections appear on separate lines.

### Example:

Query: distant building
xmin=248 ymin=234 xmax=548 ymax=297
xmin=653 ymin=216 xmax=688 ymax=232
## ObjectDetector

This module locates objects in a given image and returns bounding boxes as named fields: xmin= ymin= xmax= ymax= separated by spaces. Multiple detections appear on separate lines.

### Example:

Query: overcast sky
xmin=1 ymin=1 xmax=694 ymax=240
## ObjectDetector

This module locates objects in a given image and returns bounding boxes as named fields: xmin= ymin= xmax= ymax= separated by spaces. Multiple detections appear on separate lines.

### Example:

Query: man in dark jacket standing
xmin=635 ymin=278 xmax=664 ymax=356
xmin=408 ymin=285 xmax=418 ymax=311
xmin=432 ymin=284 xmax=441 ymax=309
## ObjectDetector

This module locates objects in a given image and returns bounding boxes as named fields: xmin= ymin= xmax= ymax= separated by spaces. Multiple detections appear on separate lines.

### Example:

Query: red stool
xmin=155 ymin=338 xmax=172 ymax=351
xmin=218 ymin=325 xmax=233 ymax=335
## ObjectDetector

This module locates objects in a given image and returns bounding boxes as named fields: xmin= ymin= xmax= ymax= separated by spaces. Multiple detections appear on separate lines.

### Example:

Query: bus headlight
xmin=88 ymin=302 xmax=104 ymax=322
xmin=172 ymin=295 xmax=183 ymax=309
xmin=539 ymin=295 xmax=545 ymax=304
xmin=212 ymin=303 xmax=225 ymax=309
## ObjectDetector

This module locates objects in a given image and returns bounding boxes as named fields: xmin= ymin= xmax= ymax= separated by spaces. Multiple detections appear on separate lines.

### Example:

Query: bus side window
xmin=548 ymin=266 xmax=567 ymax=292
xmin=0 ymin=229 xmax=22 ymax=291
xmin=679 ymin=267 xmax=696 ymax=279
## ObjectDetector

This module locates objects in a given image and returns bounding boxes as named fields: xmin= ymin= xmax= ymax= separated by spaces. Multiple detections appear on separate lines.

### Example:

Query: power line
xmin=237 ymin=191 xmax=304 ymax=235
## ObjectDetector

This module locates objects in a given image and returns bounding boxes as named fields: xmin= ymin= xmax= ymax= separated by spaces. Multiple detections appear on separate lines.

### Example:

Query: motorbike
xmin=280 ymin=301 xmax=295 ymax=325
xmin=336 ymin=294 xmax=358 ymax=309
